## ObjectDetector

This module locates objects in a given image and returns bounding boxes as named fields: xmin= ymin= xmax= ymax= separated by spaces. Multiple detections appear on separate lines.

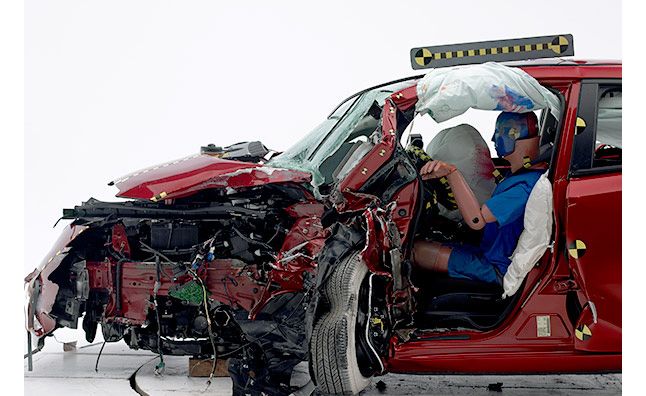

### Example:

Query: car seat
xmin=414 ymin=172 xmax=553 ymax=330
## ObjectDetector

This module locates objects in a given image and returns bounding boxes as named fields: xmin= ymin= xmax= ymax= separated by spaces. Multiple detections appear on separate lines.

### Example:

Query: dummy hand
xmin=420 ymin=160 xmax=457 ymax=180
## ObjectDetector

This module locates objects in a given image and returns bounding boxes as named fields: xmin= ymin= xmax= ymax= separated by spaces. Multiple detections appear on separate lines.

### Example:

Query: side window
xmin=594 ymin=87 xmax=622 ymax=167
xmin=570 ymin=81 xmax=622 ymax=174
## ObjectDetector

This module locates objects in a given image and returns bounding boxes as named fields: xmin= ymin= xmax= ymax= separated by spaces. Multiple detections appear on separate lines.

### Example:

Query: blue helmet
xmin=492 ymin=112 xmax=538 ymax=157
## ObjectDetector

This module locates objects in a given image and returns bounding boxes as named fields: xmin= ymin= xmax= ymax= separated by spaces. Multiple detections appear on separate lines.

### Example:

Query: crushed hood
xmin=110 ymin=154 xmax=312 ymax=201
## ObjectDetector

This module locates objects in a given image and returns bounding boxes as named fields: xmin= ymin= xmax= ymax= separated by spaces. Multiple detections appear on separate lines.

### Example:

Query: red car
xmin=25 ymin=35 xmax=621 ymax=395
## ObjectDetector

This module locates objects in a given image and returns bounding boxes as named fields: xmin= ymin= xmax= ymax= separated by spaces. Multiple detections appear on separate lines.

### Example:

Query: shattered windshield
xmin=268 ymin=79 xmax=417 ymax=189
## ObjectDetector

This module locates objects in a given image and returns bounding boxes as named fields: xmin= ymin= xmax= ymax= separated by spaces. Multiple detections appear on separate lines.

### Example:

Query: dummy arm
xmin=420 ymin=160 xmax=496 ymax=230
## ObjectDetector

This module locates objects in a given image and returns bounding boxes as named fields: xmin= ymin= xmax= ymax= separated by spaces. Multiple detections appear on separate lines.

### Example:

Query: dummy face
xmin=492 ymin=112 xmax=539 ymax=172
xmin=492 ymin=113 xmax=533 ymax=157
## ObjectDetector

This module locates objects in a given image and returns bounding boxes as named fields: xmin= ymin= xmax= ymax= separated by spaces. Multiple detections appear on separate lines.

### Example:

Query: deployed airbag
xmin=416 ymin=62 xmax=560 ymax=123
xmin=426 ymin=124 xmax=496 ymax=221
xmin=502 ymin=172 xmax=553 ymax=298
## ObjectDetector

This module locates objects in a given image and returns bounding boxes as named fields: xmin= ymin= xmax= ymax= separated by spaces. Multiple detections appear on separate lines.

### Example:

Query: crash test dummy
xmin=412 ymin=112 xmax=546 ymax=284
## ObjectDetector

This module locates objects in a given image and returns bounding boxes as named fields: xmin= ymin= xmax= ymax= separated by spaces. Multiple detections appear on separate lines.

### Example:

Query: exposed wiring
xmin=265 ymin=226 xmax=282 ymax=245
xmin=50 ymin=333 xmax=67 ymax=345
xmin=79 ymin=342 xmax=105 ymax=350
xmin=222 ymin=277 xmax=236 ymax=307
xmin=137 ymin=238 xmax=307 ymax=388
xmin=139 ymin=241 xmax=187 ymax=274
xmin=138 ymin=246 xmax=180 ymax=281
xmin=192 ymin=271 xmax=218 ymax=390
xmin=277 ymin=252 xmax=315 ymax=265
xmin=280 ymin=241 xmax=309 ymax=256
xmin=186 ymin=237 xmax=219 ymax=388
xmin=231 ymin=226 xmax=277 ymax=260
xmin=232 ymin=226 xmax=272 ymax=249
xmin=139 ymin=239 xmax=219 ymax=387
xmin=94 ymin=341 xmax=106 ymax=372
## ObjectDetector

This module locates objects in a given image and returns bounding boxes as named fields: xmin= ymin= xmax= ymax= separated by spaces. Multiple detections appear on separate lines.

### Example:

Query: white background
xmin=24 ymin=0 xmax=622 ymax=273
xmin=3 ymin=0 xmax=639 ymax=394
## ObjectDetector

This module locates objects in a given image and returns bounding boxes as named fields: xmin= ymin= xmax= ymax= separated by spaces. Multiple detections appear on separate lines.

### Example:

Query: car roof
xmin=502 ymin=58 xmax=621 ymax=67
xmin=389 ymin=58 xmax=622 ymax=88
xmin=331 ymin=59 xmax=621 ymax=116
xmin=412 ymin=58 xmax=623 ymax=80
xmin=513 ymin=58 xmax=622 ymax=79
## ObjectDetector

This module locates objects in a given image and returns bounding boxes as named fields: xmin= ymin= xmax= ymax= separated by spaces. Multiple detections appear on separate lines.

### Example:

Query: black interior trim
xmin=570 ymin=166 xmax=621 ymax=178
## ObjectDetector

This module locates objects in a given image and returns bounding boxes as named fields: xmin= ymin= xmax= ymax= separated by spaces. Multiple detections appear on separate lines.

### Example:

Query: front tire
xmin=310 ymin=253 xmax=371 ymax=395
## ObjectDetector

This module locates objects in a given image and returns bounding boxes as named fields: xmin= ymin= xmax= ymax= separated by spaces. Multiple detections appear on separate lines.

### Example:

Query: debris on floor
xmin=376 ymin=380 xmax=388 ymax=392
xmin=487 ymin=382 xmax=503 ymax=392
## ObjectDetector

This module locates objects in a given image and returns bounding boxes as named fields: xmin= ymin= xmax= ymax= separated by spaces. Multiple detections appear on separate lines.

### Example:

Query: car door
xmin=565 ymin=80 xmax=622 ymax=353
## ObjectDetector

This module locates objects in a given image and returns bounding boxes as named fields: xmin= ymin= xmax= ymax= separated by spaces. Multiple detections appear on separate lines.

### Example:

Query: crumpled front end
xmin=24 ymin=161 xmax=328 ymax=393
xmin=25 ymin=224 xmax=87 ymax=337
xmin=110 ymin=152 xmax=312 ymax=201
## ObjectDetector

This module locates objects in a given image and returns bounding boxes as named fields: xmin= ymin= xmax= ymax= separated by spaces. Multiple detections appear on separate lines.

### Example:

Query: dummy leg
xmin=412 ymin=241 xmax=452 ymax=273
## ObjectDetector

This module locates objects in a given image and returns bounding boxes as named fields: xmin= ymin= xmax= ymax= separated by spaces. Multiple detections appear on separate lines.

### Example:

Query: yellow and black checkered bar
xmin=410 ymin=34 xmax=574 ymax=70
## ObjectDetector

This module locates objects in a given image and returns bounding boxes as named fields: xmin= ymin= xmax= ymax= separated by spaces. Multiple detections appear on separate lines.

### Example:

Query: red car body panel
xmin=112 ymin=153 xmax=312 ymax=201
xmin=339 ymin=85 xmax=418 ymax=194
xmin=86 ymin=258 xmax=268 ymax=324
xmin=566 ymin=173 xmax=622 ymax=353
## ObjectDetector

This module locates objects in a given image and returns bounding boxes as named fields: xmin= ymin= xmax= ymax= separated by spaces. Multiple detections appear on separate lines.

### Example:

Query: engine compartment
xmin=45 ymin=183 xmax=324 ymax=361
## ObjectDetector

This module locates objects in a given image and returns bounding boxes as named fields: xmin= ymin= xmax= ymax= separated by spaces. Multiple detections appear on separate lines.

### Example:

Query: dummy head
xmin=492 ymin=112 xmax=540 ymax=172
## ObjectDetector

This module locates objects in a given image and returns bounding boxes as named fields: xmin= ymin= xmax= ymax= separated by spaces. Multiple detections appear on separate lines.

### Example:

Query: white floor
xmin=24 ymin=331 xmax=621 ymax=395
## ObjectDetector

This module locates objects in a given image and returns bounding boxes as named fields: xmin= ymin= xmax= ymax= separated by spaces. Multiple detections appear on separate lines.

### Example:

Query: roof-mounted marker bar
xmin=410 ymin=34 xmax=574 ymax=70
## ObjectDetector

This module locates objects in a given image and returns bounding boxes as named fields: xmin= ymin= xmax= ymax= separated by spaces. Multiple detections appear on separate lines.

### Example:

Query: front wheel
xmin=310 ymin=253 xmax=372 ymax=395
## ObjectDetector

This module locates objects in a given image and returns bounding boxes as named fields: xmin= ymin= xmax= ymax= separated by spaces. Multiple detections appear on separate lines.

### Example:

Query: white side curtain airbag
xmin=416 ymin=62 xmax=561 ymax=123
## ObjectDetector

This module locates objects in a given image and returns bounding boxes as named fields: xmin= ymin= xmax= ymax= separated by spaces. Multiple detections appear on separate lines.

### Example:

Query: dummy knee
xmin=412 ymin=241 xmax=451 ymax=273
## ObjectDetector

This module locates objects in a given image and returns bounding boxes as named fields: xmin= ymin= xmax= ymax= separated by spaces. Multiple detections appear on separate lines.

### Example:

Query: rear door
xmin=565 ymin=80 xmax=621 ymax=353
